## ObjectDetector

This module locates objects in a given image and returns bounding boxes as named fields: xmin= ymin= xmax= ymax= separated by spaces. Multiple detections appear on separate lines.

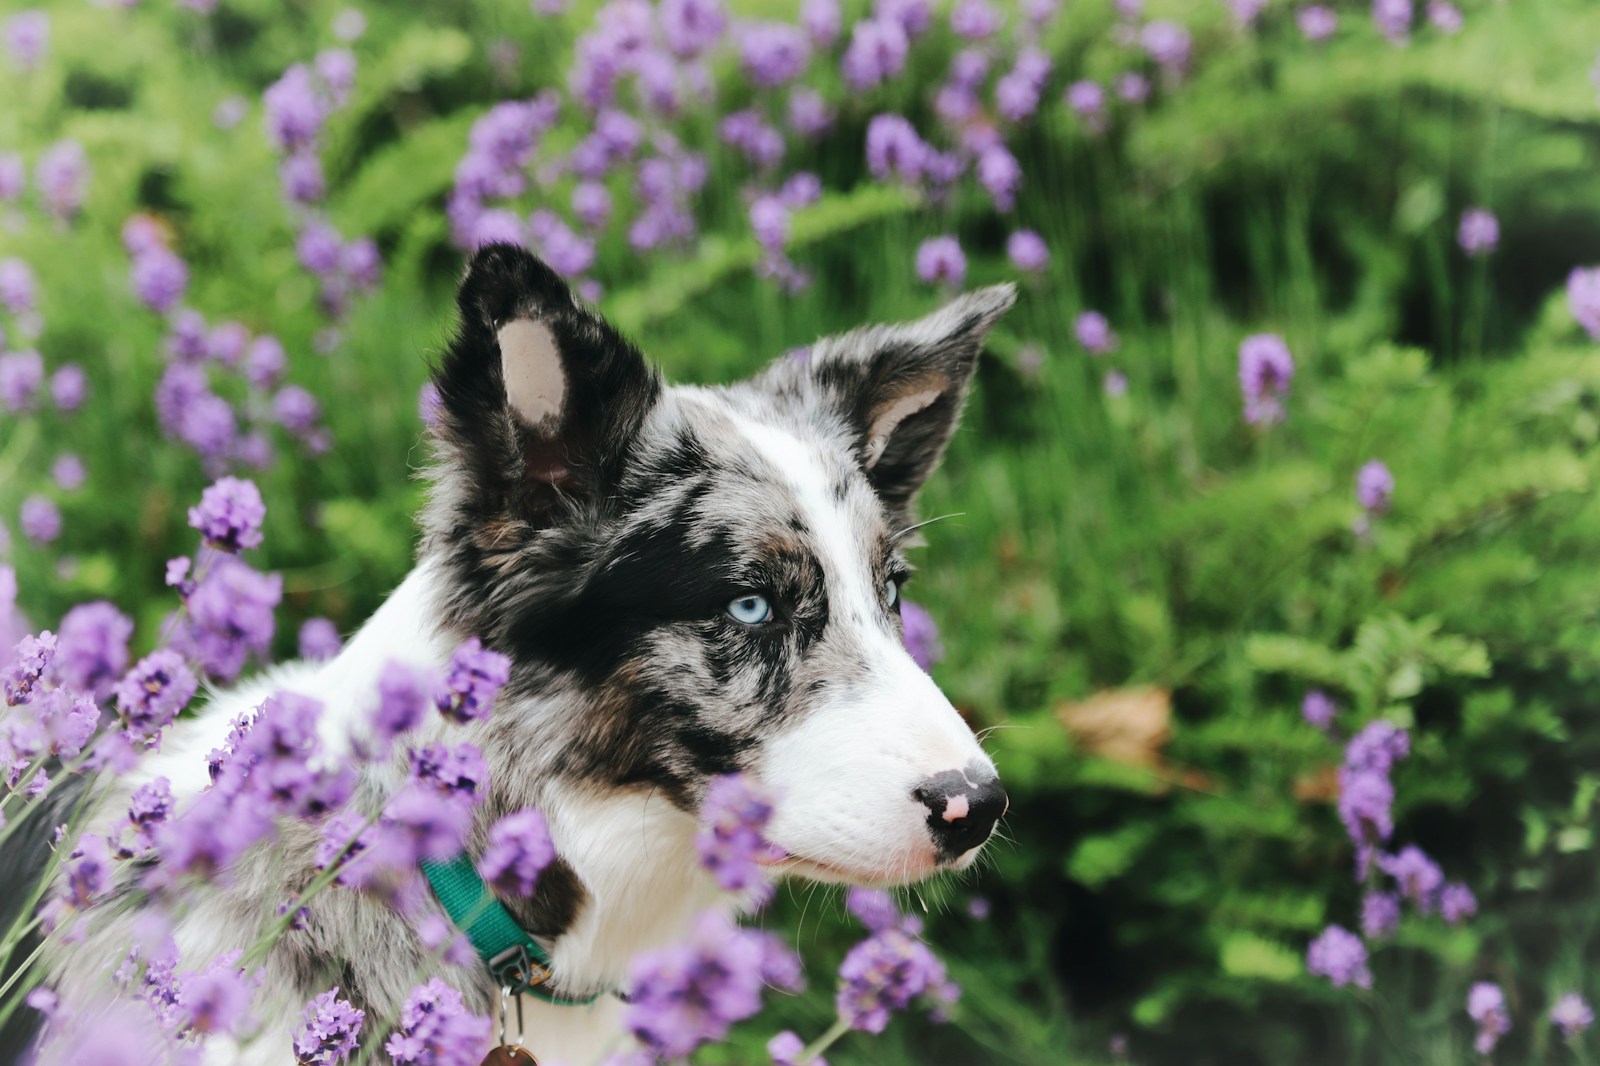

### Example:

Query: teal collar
xmin=420 ymin=855 xmax=600 ymax=1006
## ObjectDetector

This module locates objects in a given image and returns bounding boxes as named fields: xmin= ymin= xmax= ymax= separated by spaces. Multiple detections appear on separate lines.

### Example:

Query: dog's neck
xmin=335 ymin=558 xmax=731 ymax=997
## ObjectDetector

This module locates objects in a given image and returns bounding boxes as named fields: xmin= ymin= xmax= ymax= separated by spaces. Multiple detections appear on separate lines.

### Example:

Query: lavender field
xmin=3 ymin=0 xmax=1600 ymax=1063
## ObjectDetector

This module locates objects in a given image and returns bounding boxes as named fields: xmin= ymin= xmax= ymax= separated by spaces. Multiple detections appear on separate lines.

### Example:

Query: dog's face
xmin=426 ymin=245 xmax=1012 ymax=886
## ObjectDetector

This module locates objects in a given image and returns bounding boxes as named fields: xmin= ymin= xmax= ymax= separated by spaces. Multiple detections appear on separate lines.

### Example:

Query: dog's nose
xmin=912 ymin=769 xmax=1007 ymax=859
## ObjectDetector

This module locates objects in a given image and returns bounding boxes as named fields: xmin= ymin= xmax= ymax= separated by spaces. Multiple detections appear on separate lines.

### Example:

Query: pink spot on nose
xmin=942 ymin=794 xmax=970 ymax=823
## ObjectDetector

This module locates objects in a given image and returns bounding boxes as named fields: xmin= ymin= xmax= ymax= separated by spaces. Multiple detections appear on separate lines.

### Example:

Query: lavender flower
xmin=900 ymin=600 xmax=943 ymax=671
xmin=1141 ymin=21 xmax=1191 ymax=77
xmin=435 ymin=637 xmax=511 ymax=724
xmin=1005 ymin=231 xmax=1048 ymax=273
xmin=1360 ymin=891 xmax=1400 ymax=939
xmin=1468 ymin=982 xmax=1511 ymax=1055
xmin=1238 ymin=333 xmax=1294 ymax=425
xmin=1298 ymin=5 xmax=1338 ymax=39
xmin=876 ymin=0 xmax=932 ymax=37
xmin=1426 ymin=0 xmax=1461 ymax=33
xmin=368 ymin=661 xmax=437 ymax=753
xmin=1373 ymin=0 xmax=1412 ymax=44
xmin=842 ymin=17 xmax=909 ymax=91
xmin=0 ymin=152 xmax=24 ymax=201
xmin=35 ymin=140 xmax=88 ymax=222
xmin=1551 ymin=993 xmax=1594 ymax=1040
xmin=180 ymin=558 xmax=282 ymax=681
xmin=1356 ymin=460 xmax=1394 ymax=516
xmin=55 ymin=601 xmax=132 ymax=699
xmin=293 ymin=988 xmax=365 ymax=1066
xmin=1306 ymin=925 xmax=1371 ymax=989
xmin=836 ymin=911 xmax=958 ymax=1032
xmin=1066 ymin=81 xmax=1108 ymax=134
xmin=738 ymin=22 xmax=810 ymax=87
xmin=51 ymin=453 xmax=85 ymax=491
xmin=787 ymin=87 xmax=834 ymax=137
xmin=188 ymin=476 xmax=267 ymax=553
xmin=50 ymin=364 xmax=86 ymax=412
xmin=977 ymin=144 xmax=1021 ymax=211
xmin=385 ymin=979 xmax=492 ymax=1066
xmin=62 ymin=832 xmax=113 ymax=907
xmin=1346 ymin=720 xmax=1410 ymax=774
xmin=5 ymin=630 xmax=55 ymax=705
xmin=1568 ymin=267 xmax=1600 ymax=339
xmin=20 ymin=496 xmax=61 ymax=545
xmin=264 ymin=64 xmax=328 ymax=151
xmin=478 ymin=808 xmax=555 ymax=897
xmin=37 ymin=689 xmax=99 ymax=757
xmin=178 ymin=955 xmax=259 ymax=1037
xmin=299 ymin=618 xmax=341 ymax=661
xmin=1379 ymin=846 xmax=1443 ymax=911
xmin=1116 ymin=72 xmax=1151 ymax=103
xmin=1302 ymin=690 xmax=1337 ymax=730
xmin=0 ymin=258 xmax=36 ymax=316
xmin=1230 ymin=0 xmax=1267 ymax=29
xmin=848 ymin=887 xmax=902 ymax=932
xmin=114 ymin=650 xmax=197 ymax=742
xmin=949 ymin=0 xmax=1000 ymax=40
xmin=626 ymin=911 xmax=801 ymax=1059
xmin=4 ymin=10 xmax=48 ymax=71
xmin=661 ymin=0 xmax=728 ymax=58
xmin=695 ymin=773 xmax=776 ymax=892
xmin=1439 ymin=882 xmax=1477 ymax=924
xmin=408 ymin=742 xmax=490 ymax=805
xmin=768 ymin=1031 xmax=816 ymax=1066
xmin=1458 ymin=208 xmax=1498 ymax=256
xmin=125 ymin=776 xmax=174 ymax=852
xmin=866 ymin=114 xmax=930 ymax=183
xmin=1104 ymin=370 xmax=1129 ymax=397
xmin=800 ymin=0 xmax=841 ymax=46
xmin=915 ymin=236 xmax=966 ymax=287
xmin=0 ymin=349 xmax=44 ymax=411
xmin=130 ymin=248 xmax=189 ymax=314
xmin=1075 ymin=311 xmax=1118 ymax=355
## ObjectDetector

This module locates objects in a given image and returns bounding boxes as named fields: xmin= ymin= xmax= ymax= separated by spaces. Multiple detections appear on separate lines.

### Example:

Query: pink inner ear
xmin=499 ymin=318 xmax=567 ymax=430
xmin=864 ymin=386 xmax=944 ymax=467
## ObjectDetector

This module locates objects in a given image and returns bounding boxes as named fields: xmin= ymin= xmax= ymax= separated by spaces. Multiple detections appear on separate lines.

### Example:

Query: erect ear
xmin=758 ymin=284 xmax=1016 ymax=524
xmin=430 ymin=243 xmax=661 ymax=528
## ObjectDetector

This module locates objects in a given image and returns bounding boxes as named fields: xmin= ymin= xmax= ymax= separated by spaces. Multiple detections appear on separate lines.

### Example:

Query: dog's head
xmin=426 ymin=244 xmax=1013 ymax=886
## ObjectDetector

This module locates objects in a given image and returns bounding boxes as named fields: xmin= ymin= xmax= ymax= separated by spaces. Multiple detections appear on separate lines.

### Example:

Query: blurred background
xmin=2 ymin=0 xmax=1599 ymax=1062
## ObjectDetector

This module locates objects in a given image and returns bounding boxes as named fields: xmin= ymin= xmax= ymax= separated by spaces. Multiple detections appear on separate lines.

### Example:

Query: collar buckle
xmin=489 ymin=944 xmax=553 ymax=996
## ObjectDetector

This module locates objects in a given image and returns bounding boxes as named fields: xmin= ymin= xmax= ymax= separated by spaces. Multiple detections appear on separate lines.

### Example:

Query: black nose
xmin=913 ymin=768 xmax=1007 ymax=859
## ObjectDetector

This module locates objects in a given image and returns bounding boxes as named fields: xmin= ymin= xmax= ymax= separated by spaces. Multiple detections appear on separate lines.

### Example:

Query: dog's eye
xmin=726 ymin=594 xmax=773 ymax=625
xmin=885 ymin=577 xmax=900 ymax=608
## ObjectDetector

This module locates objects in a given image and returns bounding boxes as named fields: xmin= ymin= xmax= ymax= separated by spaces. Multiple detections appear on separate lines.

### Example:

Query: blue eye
xmin=727 ymin=594 xmax=772 ymax=625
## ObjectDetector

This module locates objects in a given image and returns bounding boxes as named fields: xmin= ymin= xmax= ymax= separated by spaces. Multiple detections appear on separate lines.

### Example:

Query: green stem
xmin=798 ymin=1016 xmax=852 ymax=1065
xmin=0 ymin=939 xmax=46 ymax=1005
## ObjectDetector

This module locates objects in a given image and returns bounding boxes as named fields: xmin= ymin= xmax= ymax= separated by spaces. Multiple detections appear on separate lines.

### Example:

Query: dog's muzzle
xmin=912 ymin=765 xmax=1007 ymax=861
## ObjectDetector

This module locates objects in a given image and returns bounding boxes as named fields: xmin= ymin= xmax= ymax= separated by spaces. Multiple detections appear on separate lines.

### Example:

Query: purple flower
xmin=130 ymin=248 xmax=188 ymax=314
xmin=37 ymin=689 xmax=100 ymax=758
xmin=967 ymin=896 xmax=991 ymax=920
xmin=949 ymin=0 xmax=1000 ymax=40
xmin=0 ymin=349 xmax=44 ymax=411
xmin=1569 ymin=267 xmax=1600 ymax=340
xmin=780 ymin=172 xmax=822 ymax=209
xmin=1230 ymin=0 xmax=1267 ymax=29
xmin=1360 ymin=890 xmax=1400 ymax=939
xmin=114 ymin=649 xmax=197 ymax=742
xmin=365 ymin=660 xmax=436 ymax=754
xmin=178 ymin=955 xmax=259 ymax=1037
xmin=801 ymin=0 xmax=841 ymax=46
xmin=738 ymin=22 xmax=810 ymax=87
xmin=626 ymin=910 xmax=801 ymax=1059
xmin=1306 ymin=925 xmax=1371 ymax=989
xmin=751 ymin=197 xmax=791 ymax=254
xmin=866 ymin=114 xmax=930 ymax=184
xmin=661 ymin=0 xmax=728 ymax=58
xmin=1302 ymin=690 xmax=1337 ymax=730
xmin=418 ymin=382 xmax=442 ymax=426
xmin=1551 ymin=993 xmax=1594 ymax=1040
xmin=314 ymin=49 xmax=356 ymax=107
xmin=274 ymin=385 xmax=322 ymax=438
xmin=435 ymin=637 xmax=511 ymax=724
xmin=478 ymin=808 xmax=555 ymax=897
xmin=1439 ymin=882 xmax=1476 ymax=924
xmin=264 ymin=64 xmax=327 ymax=151
xmin=0 ymin=152 xmax=25 ymax=201
xmin=837 ymin=912 xmax=957 ymax=1033
xmin=876 ymin=0 xmax=932 ymax=37
xmin=55 ymin=601 xmax=132 ymax=699
xmin=0 ymin=258 xmax=36 ymax=316
xmin=900 ymin=600 xmax=943 ymax=671
xmin=279 ymin=151 xmax=326 ymax=204
xmin=179 ymin=557 xmax=282 ymax=681
xmin=1458 ymin=208 xmax=1498 ymax=256
xmin=1337 ymin=766 xmax=1394 ymax=852
xmin=299 ymin=618 xmax=341 ymax=661
xmin=787 ymin=87 xmax=834 ymax=138
xmin=1104 ymin=370 xmax=1129 ymax=397
xmin=768 ymin=1031 xmax=813 ymax=1066
xmin=20 ymin=496 xmax=61 ymax=545
xmin=1379 ymin=846 xmax=1443 ymax=911
xmin=188 ymin=476 xmax=267 ymax=553
xmin=1427 ymin=0 xmax=1462 ymax=32
xmin=1346 ymin=720 xmax=1410 ymax=774
xmin=1238 ymin=333 xmax=1294 ymax=425
xmin=1356 ymin=460 xmax=1394 ymax=516
xmin=915 ymin=236 xmax=966 ymax=288
xmin=62 ymin=832 xmax=113 ymax=907
xmin=1065 ymin=81 xmax=1107 ymax=134
xmin=36 ymin=140 xmax=89 ymax=221
xmin=50 ymin=364 xmax=86 ymax=412
xmin=1075 ymin=311 xmax=1118 ymax=355
xmin=125 ymin=776 xmax=174 ymax=852
xmin=695 ymin=773 xmax=776 ymax=892
xmin=570 ymin=181 xmax=611 ymax=231
xmin=385 ymin=979 xmax=491 ymax=1066
xmin=977 ymin=144 xmax=1021 ymax=211
xmin=5 ymin=630 xmax=56 ymax=705
xmin=1373 ymin=0 xmax=1412 ymax=44
xmin=1298 ymin=5 xmax=1338 ymax=39
xmin=842 ymin=17 xmax=909 ymax=91
xmin=244 ymin=335 xmax=287 ymax=390
xmin=848 ymin=887 xmax=902 ymax=932
xmin=1468 ymin=982 xmax=1511 ymax=1055
xmin=3 ymin=11 xmax=48 ymax=71
xmin=51 ymin=453 xmax=85 ymax=491
xmin=1141 ymin=21 xmax=1191 ymax=76
xmin=293 ymin=988 xmax=365 ymax=1066
xmin=1116 ymin=71 xmax=1151 ymax=103
xmin=719 ymin=110 xmax=784 ymax=171
xmin=1007 ymin=230 xmax=1049 ymax=273
xmin=408 ymin=742 xmax=490 ymax=805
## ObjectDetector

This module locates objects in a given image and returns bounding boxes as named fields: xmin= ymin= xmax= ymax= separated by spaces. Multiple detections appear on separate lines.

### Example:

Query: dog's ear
xmin=760 ymin=285 xmax=1016 ymax=523
xmin=430 ymin=243 xmax=661 ymax=528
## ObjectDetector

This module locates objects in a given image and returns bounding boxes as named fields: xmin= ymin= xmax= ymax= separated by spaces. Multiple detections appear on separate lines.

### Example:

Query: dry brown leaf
xmin=1057 ymin=685 xmax=1172 ymax=769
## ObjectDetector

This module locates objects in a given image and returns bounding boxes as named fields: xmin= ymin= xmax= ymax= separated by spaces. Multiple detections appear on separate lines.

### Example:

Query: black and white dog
xmin=32 ymin=245 xmax=1014 ymax=1064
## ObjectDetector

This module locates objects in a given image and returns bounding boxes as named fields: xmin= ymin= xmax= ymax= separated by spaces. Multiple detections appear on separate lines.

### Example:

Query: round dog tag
xmin=481 ymin=1047 xmax=538 ymax=1066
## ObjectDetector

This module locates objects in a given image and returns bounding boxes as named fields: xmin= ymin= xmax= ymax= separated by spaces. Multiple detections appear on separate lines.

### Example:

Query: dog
xmin=13 ymin=244 xmax=1014 ymax=1065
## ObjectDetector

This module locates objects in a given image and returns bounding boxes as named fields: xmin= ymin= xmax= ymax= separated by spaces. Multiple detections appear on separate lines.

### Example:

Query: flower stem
xmin=799 ymin=1016 xmax=852 ymax=1064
